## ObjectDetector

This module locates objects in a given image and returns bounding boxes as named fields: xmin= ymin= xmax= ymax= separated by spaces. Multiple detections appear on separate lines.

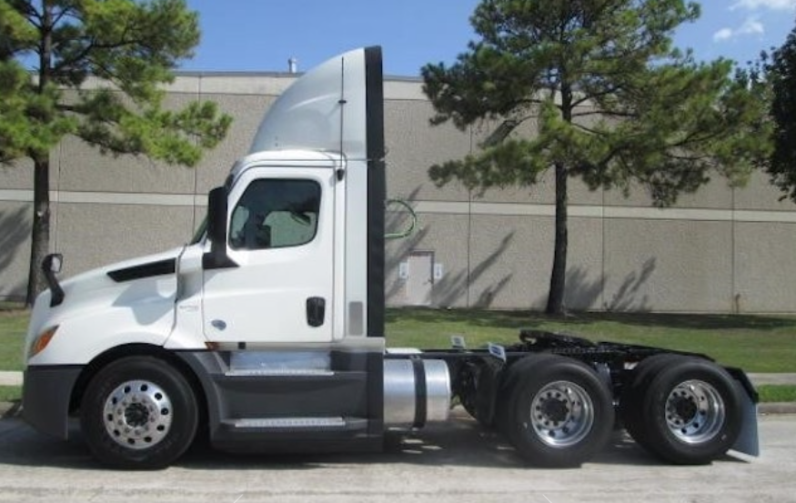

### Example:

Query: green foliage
xmin=422 ymin=0 xmax=772 ymax=314
xmin=760 ymin=26 xmax=796 ymax=203
xmin=422 ymin=0 xmax=770 ymax=206
xmin=0 ymin=60 xmax=76 ymax=164
xmin=0 ymin=0 xmax=232 ymax=166
xmin=0 ymin=0 xmax=232 ymax=303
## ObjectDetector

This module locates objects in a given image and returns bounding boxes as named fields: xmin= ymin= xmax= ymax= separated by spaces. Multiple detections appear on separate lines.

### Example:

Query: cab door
xmin=202 ymin=166 xmax=335 ymax=343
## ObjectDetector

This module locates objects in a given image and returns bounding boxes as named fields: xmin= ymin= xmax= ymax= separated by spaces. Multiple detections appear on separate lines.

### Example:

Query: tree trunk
xmin=546 ymin=161 xmax=568 ymax=315
xmin=26 ymin=157 xmax=51 ymax=307
xmin=546 ymin=81 xmax=574 ymax=316
xmin=26 ymin=0 xmax=53 ymax=307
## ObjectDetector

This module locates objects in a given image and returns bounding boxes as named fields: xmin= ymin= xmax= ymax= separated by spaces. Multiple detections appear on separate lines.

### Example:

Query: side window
xmin=229 ymin=179 xmax=321 ymax=250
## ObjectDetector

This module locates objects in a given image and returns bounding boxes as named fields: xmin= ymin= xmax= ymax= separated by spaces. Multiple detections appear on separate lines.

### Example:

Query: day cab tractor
xmin=22 ymin=46 xmax=759 ymax=469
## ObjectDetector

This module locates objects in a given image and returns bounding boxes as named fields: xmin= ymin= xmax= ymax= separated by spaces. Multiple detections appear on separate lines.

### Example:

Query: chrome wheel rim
xmin=529 ymin=381 xmax=594 ymax=447
xmin=665 ymin=379 xmax=725 ymax=444
xmin=103 ymin=380 xmax=173 ymax=450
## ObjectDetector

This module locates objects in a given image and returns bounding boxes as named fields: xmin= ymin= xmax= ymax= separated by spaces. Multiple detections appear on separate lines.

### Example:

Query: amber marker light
xmin=30 ymin=326 xmax=59 ymax=358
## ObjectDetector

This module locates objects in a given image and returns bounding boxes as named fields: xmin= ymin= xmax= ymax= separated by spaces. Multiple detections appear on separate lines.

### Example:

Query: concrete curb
xmin=0 ymin=372 xmax=22 ymax=386
xmin=758 ymin=403 xmax=796 ymax=415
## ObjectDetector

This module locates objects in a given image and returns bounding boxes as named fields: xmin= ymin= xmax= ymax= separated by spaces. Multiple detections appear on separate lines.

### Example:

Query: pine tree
xmin=422 ymin=0 xmax=771 ymax=314
xmin=764 ymin=25 xmax=796 ymax=203
xmin=0 ymin=0 xmax=232 ymax=305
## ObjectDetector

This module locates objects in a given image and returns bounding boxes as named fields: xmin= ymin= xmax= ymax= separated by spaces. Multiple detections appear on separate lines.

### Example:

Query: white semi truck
xmin=22 ymin=47 xmax=759 ymax=469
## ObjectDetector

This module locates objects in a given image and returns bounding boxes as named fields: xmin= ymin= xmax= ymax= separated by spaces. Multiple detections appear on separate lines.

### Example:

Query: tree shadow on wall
xmin=563 ymin=258 xmax=656 ymax=313
xmin=0 ymin=206 xmax=30 ymax=300
xmin=553 ymin=258 xmax=795 ymax=330
xmin=385 ymin=188 xmax=429 ymax=302
xmin=605 ymin=258 xmax=656 ymax=312
xmin=384 ymin=188 xmax=514 ymax=308
xmin=435 ymin=232 xmax=514 ymax=308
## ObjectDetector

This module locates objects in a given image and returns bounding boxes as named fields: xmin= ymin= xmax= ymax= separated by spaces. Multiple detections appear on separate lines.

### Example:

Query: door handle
xmin=306 ymin=297 xmax=326 ymax=327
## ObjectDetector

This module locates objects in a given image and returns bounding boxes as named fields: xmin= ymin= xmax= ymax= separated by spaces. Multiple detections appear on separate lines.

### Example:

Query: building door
xmin=406 ymin=251 xmax=434 ymax=306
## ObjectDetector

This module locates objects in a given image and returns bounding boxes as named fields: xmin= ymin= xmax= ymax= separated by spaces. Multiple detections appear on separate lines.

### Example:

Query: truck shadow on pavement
xmin=0 ymin=412 xmax=742 ymax=471
xmin=177 ymin=425 xmax=667 ymax=471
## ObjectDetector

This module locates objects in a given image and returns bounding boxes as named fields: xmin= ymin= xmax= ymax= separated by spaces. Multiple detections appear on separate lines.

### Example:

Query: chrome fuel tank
xmin=383 ymin=358 xmax=451 ymax=428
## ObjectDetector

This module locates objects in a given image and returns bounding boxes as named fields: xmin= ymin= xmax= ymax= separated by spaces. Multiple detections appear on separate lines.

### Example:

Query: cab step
xmin=226 ymin=417 xmax=346 ymax=429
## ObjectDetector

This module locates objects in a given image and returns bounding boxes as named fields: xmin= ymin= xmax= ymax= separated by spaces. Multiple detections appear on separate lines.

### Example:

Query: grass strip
xmin=0 ymin=386 xmax=21 ymax=403
xmin=757 ymin=385 xmax=796 ymax=403
xmin=385 ymin=308 xmax=796 ymax=373
xmin=0 ymin=308 xmax=27 ymax=372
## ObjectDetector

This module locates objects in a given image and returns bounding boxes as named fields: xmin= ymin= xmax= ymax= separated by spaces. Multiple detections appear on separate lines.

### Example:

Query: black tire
xmin=629 ymin=356 xmax=743 ymax=465
xmin=495 ymin=354 xmax=555 ymax=436
xmin=80 ymin=356 xmax=199 ymax=469
xmin=499 ymin=355 xmax=614 ymax=468
xmin=619 ymin=354 xmax=682 ymax=451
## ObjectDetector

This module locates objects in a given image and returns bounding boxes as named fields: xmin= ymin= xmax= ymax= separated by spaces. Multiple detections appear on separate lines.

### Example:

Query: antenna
xmin=337 ymin=56 xmax=347 ymax=180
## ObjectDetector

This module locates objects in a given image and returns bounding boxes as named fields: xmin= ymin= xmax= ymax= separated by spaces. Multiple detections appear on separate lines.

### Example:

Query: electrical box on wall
xmin=434 ymin=263 xmax=443 ymax=280
xmin=398 ymin=262 xmax=409 ymax=280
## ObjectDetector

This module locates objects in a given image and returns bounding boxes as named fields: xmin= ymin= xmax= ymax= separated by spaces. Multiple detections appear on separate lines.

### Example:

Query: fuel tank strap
xmin=411 ymin=357 xmax=427 ymax=428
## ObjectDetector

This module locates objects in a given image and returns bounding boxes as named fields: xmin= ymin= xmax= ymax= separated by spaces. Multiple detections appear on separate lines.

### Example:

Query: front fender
xmin=23 ymin=365 xmax=83 ymax=439
xmin=28 ymin=282 xmax=176 ymax=367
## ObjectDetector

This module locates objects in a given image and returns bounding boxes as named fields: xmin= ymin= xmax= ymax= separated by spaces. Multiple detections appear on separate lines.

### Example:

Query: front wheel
xmin=500 ymin=355 xmax=614 ymax=468
xmin=80 ymin=356 xmax=199 ymax=469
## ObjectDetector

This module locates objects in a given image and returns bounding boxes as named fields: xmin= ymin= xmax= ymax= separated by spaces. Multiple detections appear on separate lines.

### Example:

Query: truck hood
xmin=28 ymin=248 xmax=184 ymax=346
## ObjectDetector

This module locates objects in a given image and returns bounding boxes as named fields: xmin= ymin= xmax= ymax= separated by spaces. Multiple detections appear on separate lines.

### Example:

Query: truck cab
xmin=23 ymin=47 xmax=411 ymax=468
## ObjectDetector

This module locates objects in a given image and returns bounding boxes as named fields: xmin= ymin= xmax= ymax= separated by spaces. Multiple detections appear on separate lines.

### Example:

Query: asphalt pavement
xmin=0 ymin=408 xmax=794 ymax=502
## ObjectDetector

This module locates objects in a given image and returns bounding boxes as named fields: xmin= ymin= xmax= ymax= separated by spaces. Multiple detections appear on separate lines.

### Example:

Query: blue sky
xmin=181 ymin=0 xmax=796 ymax=76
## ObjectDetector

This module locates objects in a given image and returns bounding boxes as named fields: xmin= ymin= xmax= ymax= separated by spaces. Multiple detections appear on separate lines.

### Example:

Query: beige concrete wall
xmin=0 ymin=201 xmax=31 ymax=299
xmin=1 ymin=74 xmax=796 ymax=314
xmin=54 ymin=204 xmax=195 ymax=278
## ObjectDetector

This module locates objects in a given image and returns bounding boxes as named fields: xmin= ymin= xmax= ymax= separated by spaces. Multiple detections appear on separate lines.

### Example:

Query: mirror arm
xmin=42 ymin=253 xmax=65 ymax=307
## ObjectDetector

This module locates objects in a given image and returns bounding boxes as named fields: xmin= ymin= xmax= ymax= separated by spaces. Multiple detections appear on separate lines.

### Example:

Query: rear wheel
xmin=500 ymin=355 xmax=614 ymax=468
xmin=619 ymin=353 xmax=681 ymax=450
xmin=80 ymin=356 xmax=198 ymax=469
xmin=622 ymin=356 xmax=742 ymax=465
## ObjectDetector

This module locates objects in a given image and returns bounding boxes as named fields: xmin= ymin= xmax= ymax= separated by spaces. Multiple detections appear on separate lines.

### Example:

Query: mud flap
xmin=729 ymin=380 xmax=759 ymax=459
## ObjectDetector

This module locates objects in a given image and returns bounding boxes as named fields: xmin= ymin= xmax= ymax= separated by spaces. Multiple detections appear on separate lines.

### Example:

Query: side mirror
xmin=41 ymin=253 xmax=65 ymax=307
xmin=206 ymin=186 xmax=228 ymax=245
xmin=43 ymin=253 xmax=63 ymax=274
xmin=202 ymin=187 xmax=238 ymax=270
